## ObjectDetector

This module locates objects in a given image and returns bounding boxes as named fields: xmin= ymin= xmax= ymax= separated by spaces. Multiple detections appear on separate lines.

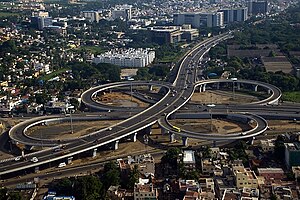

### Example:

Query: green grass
xmin=282 ymin=91 xmax=300 ymax=103
xmin=40 ymin=68 xmax=69 ymax=81
xmin=0 ymin=12 xmax=18 ymax=18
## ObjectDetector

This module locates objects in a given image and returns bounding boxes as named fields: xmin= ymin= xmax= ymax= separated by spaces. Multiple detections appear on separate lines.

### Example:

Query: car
xmin=58 ymin=162 xmax=66 ymax=168
xmin=30 ymin=157 xmax=38 ymax=163
xmin=14 ymin=156 xmax=21 ymax=161
xmin=108 ymin=127 xmax=112 ymax=131
xmin=53 ymin=148 xmax=63 ymax=152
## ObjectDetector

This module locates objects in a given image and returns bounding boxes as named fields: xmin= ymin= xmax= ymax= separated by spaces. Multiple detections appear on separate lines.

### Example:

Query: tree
xmin=0 ymin=188 xmax=7 ymax=200
xmin=127 ymin=165 xmax=139 ymax=189
xmin=102 ymin=161 xmax=120 ymax=189
xmin=162 ymin=147 xmax=181 ymax=167
xmin=274 ymin=135 xmax=285 ymax=162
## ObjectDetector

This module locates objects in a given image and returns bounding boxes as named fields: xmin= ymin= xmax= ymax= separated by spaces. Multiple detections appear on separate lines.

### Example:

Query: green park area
xmin=283 ymin=91 xmax=300 ymax=103
xmin=0 ymin=12 xmax=18 ymax=18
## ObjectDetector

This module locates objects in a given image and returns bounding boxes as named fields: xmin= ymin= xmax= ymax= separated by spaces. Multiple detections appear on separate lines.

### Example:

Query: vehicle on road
xmin=14 ymin=156 xmax=21 ymax=161
xmin=58 ymin=162 xmax=66 ymax=168
xmin=30 ymin=157 xmax=38 ymax=163
xmin=172 ymin=126 xmax=181 ymax=132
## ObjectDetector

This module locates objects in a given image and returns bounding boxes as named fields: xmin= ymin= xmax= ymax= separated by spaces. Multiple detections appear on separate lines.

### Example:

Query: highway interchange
xmin=0 ymin=32 xmax=299 ymax=178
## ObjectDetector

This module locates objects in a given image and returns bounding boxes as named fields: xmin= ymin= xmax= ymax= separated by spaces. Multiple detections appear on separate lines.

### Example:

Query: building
xmin=134 ymin=183 xmax=158 ymax=200
xmin=182 ymin=150 xmax=196 ymax=172
xmin=233 ymin=165 xmax=259 ymax=188
xmin=82 ymin=11 xmax=100 ymax=23
xmin=31 ymin=16 xmax=53 ymax=30
xmin=149 ymin=25 xmax=199 ymax=44
xmin=257 ymin=168 xmax=285 ymax=181
xmin=248 ymin=1 xmax=269 ymax=15
xmin=112 ymin=5 xmax=132 ymax=21
xmin=93 ymin=48 xmax=155 ymax=68
xmin=292 ymin=166 xmax=300 ymax=180
xmin=173 ymin=12 xmax=224 ymax=28
xmin=284 ymin=142 xmax=300 ymax=168
xmin=260 ymin=139 xmax=275 ymax=153
xmin=220 ymin=8 xmax=248 ymax=24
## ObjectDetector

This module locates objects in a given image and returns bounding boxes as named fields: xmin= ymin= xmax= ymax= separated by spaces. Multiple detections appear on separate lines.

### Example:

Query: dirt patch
xmin=94 ymin=92 xmax=149 ymax=107
xmin=169 ymin=119 xmax=251 ymax=134
xmin=191 ymin=91 xmax=259 ymax=104
xmin=27 ymin=120 xmax=121 ymax=140
xmin=268 ymin=120 xmax=300 ymax=132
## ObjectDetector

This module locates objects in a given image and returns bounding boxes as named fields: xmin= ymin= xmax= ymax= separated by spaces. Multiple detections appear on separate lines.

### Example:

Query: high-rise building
xmin=248 ymin=1 xmax=269 ymax=15
xmin=112 ymin=5 xmax=132 ymax=21
xmin=220 ymin=8 xmax=248 ymax=24
xmin=82 ymin=11 xmax=100 ymax=23
xmin=173 ymin=12 xmax=224 ymax=28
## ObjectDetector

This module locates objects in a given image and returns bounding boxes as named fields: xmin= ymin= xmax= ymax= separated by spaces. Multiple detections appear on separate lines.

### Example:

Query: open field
xmin=95 ymin=92 xmax=149 ymax=107
xmin=170 ymin=118 xmax=251 ymax=134
xmin=27 ymin=120 xmax=121 ymax=140
xmin=190 ymin=90 xmax=260 ymax=104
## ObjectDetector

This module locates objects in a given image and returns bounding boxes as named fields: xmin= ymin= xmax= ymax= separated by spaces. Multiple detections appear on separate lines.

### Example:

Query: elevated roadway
xmin=0 ymin=32 xmax=285 ymax=177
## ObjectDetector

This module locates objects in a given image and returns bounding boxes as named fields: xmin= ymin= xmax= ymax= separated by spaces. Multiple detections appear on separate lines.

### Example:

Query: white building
xmin=93 ymin=48 xmax=155 ymax=68
xmin=173 ymin=12 xmax=224 ymax=28
xmin=112 ymin=5 xmax=132 ymax=20
xmin=82 ymin=11 xmax=101 ymax=23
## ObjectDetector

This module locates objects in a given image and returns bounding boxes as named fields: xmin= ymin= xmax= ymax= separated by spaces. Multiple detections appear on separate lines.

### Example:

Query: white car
xmin=14 ymin=156 xmax=21 ymax=161
xmin=58 ymin=162 xmax=66 ymax=168
xmin=30 ymin=157 xmax=38 ymax=163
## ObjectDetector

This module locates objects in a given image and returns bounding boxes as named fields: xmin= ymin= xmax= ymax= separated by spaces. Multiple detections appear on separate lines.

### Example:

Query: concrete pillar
xmin=198 ymin=85 xmax=202 ymax=93
xmin=145 ymin=126 xmax=152 ymax=135
xmin=148 ymin=85 xmax=153 ymax=91
xmin=161 ymin=127 xmax=169 ymax=135
xmin=268 ymin=89 xmax=271 ymax=95
xmin=254 ymin=85 xmax=258 ymax=92
xmin=213 ymin=141 xmax=216 ymax=147
xmin=132 ymin=132 xmax=137 ymax=142
xmin=237 ymin=83 xmax=241 ymax=90
xmin=216 ymin=83 xmax=220 ymax=90
xmin=34 ymin=166 xmax=39 ymax=173
xmin=92 ymin=148 xmax=97 ymax=158
xmin=202 ymin=84 xmax=206 ymax=92
xmin=67 ymin=157 xmax=73 ymax=164
xmin=114 ymin=140 xmax=119 ymax=150
xmin=170 ymin=133 xmax=175 ymax=143
xmin=182 ymin=137 xmax=188 ymax=146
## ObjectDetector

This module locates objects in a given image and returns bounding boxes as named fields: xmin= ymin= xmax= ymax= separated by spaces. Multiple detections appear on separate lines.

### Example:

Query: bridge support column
xmin=237 ymin=83 xmax=241 ymax=90
xmin=170 ymin=133 xmax=175 ymax=143
xmin=268 ymin=89 xmax=271 ymax=95
xmin=182 ymin=137 xmax=188 ymax=146
xmin=213 ymin=141 xmax=216 ymax=147
xmin=161 ymin=127 xmax=169 ymax=135
xmin=254 ymin=85 xmax=258 ymax=92
xmin=34 ymin=166 xmax=39 ymax=173
xmin=198 ymin=85 xmax=202 ymax=93
xmin=202 ymin=84 xmax=206 ymax=92
xmin=132 ymin=132 xmax=137 ymax=142
xmin=67 ymin=157 xmax=73 ymax=164
xmin=114 ymin=140 xmax=119 ymax=150
xmin=145 ymin=126 xmax=152 ymax=135
xmin=216 ymin=83 xmax=220 ymax=90
xmin=148 ymin=85 xmax=153 ymax=91
xmin=92 ymin=148 xmax=97 ymax=158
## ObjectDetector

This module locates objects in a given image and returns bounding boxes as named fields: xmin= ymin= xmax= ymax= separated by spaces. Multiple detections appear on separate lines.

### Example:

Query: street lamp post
xmin=67 ymin=105 xmax=75 ymax=134
xmin=207 ymin=104 xmax=216 ymax=132
xmin=231 ymin=78 xmax=237 ymax=100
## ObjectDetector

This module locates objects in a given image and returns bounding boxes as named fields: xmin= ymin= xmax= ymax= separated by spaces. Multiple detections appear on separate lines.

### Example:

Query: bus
xmin=172 ymin=126 xmax=181 ymax=132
